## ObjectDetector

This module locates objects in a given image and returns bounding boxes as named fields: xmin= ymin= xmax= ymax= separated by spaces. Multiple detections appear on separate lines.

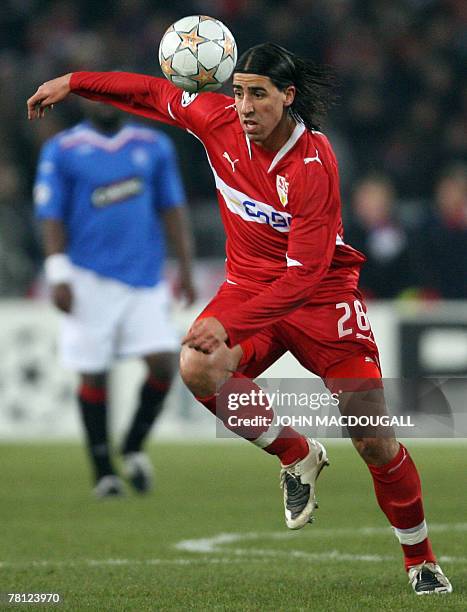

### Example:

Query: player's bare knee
xmin=179 ymin=345 xmax=228 ymax=397
xmin=352 ymin=437 xmax=399 ymax=466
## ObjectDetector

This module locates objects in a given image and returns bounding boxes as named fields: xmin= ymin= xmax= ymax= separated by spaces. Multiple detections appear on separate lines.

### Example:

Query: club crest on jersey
xmin=276 ymin=175 xmax=289 ymax=207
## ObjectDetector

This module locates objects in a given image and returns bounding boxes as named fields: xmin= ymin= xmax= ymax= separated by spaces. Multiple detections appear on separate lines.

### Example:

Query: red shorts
xmin=196 ymin=282 xmax=382 ymax=390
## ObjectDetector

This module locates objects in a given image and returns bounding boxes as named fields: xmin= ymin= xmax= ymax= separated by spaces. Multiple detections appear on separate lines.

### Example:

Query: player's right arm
xmin=27 ymin=72 xmax=217 ymax=136
xmin=34 ymin=138 xmax=73 ymax=313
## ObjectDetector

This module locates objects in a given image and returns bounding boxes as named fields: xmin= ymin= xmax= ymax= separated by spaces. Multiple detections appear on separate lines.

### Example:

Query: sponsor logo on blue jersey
xmin=91 ymin=177 xmax=144 ymax=207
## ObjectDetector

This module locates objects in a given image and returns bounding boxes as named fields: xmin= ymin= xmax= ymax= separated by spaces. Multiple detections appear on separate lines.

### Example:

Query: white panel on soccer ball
xmin=215 ymin=57 xmax=235 ymax=84
xmin=171 ymin=75 xmax=198 ymax=93
xmin=172 ymin=48 xmax=198 ymax=77
xmin=198 ymin=17 xmax=224 ymax=40
xmin=174 ymin=15 xmax=200 ymax=33
xmin=197 ymin=41 xmax=223 ymax=70
xmin=160 ymin=31 xmax=181 ymax=59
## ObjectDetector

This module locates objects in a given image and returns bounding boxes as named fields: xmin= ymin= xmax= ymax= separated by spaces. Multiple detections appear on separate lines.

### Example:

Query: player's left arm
xmin=184 ymin=163 xmax=339 ymax=352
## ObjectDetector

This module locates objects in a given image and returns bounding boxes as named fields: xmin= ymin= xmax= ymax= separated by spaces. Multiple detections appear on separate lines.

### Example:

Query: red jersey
xmin=70 ymin=72 xmax=366 ymax=345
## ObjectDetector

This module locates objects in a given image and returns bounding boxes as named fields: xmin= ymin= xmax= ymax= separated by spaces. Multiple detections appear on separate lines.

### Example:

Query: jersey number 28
xmin=336 ymin=300 xmax=370 ymax=338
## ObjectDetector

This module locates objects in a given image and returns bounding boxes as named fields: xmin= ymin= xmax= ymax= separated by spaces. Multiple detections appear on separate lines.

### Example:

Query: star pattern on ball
xmin=192 ymin=65 xmax=219 ymax=88
xmin=160 ymin=56 xmax=176 ymax=76
xmin=223 ymin=35 xmax=236 ymax=61
xmin=178 ymin=26 xmax=208 ymax=54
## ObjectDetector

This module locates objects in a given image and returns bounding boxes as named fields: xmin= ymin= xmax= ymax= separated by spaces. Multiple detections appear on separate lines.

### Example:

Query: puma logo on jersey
xmin=223 ymin=151 xmax=239 ymax=172
xmin=304 ymin=148 xmax=322 ymax=165
xmin=357 ymin=333 xmax=375 ymax=343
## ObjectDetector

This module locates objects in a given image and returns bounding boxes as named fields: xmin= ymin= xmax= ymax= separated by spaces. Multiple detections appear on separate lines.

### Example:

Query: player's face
xmin=233 ymin=74 xmax=295 ymax=148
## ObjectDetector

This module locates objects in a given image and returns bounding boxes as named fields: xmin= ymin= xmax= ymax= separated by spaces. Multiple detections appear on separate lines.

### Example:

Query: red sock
xmin=263 ymin=427 xmax=309 ymax=466
xmin=79 ymin=383 xmax=106 ymax=404
xmin=196 ymin=373 xmax=308 ymax=465
xmin=367 ymin=443 xmax=436 ymax=570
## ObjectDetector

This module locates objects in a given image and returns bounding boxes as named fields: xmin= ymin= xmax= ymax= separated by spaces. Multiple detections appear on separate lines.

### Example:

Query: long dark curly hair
xmin=234 ymin=43 xmax=335 ymax=131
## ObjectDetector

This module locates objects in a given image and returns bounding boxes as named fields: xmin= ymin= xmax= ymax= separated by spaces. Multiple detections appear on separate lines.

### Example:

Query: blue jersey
xmin=34 ymin=121 xmax=185 ymax=287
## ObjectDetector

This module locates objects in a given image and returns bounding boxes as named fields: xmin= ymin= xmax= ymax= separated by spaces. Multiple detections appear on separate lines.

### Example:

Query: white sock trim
xmin=393 ymin=519 xmax=428 ymax=545
xmin=252 ymin=423 xmax=283 ymax=449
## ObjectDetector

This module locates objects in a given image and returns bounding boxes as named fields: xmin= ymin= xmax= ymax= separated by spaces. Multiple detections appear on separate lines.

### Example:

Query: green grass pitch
xmin=1 ymin=441 xmax=466 ymax=610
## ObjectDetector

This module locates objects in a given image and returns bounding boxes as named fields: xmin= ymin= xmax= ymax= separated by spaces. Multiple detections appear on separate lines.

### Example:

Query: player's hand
xmin=27 ymin=74 xmax=72 ymax=120
xmin=182 ymin=317 xmax=227 ymax=354
xmin=52 ymin=283 xmax=73 ymax=314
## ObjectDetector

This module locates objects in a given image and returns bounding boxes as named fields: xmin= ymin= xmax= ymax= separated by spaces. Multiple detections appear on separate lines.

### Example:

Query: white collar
xmin=243 ymin=122 xmax=306 ymax=171
xmin=267 ymin=122 xmax=305 ymax=173
xmin=245 ymin=134 xmax=252 ymax=160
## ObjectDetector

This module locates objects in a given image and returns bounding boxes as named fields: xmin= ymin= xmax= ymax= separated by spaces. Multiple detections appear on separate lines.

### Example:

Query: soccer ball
xmin=158 ymin=15 xmax=237 ymax=93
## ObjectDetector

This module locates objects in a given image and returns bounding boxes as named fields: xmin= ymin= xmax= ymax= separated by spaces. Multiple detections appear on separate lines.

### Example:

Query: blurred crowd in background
xmin=0 ymin=0 xmax=466 ymax=299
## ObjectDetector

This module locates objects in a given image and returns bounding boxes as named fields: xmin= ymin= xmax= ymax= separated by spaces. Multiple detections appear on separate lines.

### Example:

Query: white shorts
xmin=59 ymin=266 xmax=179 ymax=372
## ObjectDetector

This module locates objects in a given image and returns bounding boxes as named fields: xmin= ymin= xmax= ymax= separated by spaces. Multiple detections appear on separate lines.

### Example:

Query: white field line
xmin=226 ymin=548 xmax=394 ymax=562
xmin=219 ymin=547 xmax=467 ymax=564
xmin=0 ymin=558 xmax=250 ymax=569
xmin=1 ymin=552 xmax=466 ymax=570
xmin=175 ymin=522 xmax=467 ymax=553
xmin=2 ymin=523 xmax=466 ymax=569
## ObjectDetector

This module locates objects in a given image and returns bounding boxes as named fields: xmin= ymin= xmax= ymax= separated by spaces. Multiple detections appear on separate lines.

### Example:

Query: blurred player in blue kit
xmin=34 ymin=101 xmax=195 ymax=497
